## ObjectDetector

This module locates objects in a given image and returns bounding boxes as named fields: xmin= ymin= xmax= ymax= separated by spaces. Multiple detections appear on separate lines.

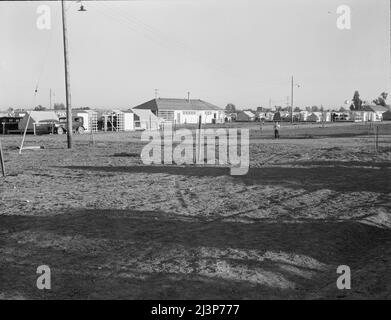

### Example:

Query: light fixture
xmin=78 ymin=1 xmax=87 ymax=12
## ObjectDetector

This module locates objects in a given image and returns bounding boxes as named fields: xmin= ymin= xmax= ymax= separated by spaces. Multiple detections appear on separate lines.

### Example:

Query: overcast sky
xmin=0 ymin=0 xmax=389 ymax=110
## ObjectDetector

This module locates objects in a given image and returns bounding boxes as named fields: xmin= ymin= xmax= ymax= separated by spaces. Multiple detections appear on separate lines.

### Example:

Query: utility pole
xmin=49 ymin=88 xmax=52 ymax=109
xmin=291 ymin=76 xmax=294 ymax=123
xmin=61 ymin=0 xmax=73 ymax=149
xmin=155 ymin=88 xmax=158 ymax=99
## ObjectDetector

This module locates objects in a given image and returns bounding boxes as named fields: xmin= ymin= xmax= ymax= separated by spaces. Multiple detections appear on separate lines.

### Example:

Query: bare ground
xmin=0 ymin=122 xmax=390 ymax=299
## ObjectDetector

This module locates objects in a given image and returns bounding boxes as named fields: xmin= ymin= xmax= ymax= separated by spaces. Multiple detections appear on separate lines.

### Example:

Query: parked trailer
xmin=0 ymin=117 xmax=22 ymax=134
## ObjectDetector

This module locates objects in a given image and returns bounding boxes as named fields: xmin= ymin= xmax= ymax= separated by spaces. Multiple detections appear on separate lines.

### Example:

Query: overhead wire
xmin=94 ymin=1 xmax=289 ymax=88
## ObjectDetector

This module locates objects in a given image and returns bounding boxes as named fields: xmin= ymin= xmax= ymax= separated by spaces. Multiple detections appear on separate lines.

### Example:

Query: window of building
xmin=158 ymin=110 xmax=174 ymax=121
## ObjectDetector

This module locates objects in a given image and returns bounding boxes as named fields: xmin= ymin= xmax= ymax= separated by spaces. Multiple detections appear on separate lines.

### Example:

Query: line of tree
xmin=373 ymin=92 xmax=388 ymax=107
xmin=34 ymin=105 xmax=46 ymax=111
xmin=350 ymin=91 xmax=389 ymax=110
xmin=53 ymin=103 xmax=65 ymax=110
xmin=225 ymin=103 xmax=236 ymax=113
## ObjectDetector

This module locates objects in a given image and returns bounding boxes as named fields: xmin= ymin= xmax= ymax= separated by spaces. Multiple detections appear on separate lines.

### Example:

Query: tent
xmin=132 ymin=109 xmax=160 ymax=130
xmin=18 ymin=111 xmax=59 ymax=131
xmin=307 ymin=113 xmax=320 ymax=122
xmin=236 ymin=110 xmax=256 ymax=122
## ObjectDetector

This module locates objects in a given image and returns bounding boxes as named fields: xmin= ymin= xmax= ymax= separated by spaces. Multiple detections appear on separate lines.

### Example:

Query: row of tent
xmin=6 ymin=109 xmax=161 ymax=133
xmin=234 ymin=105 xmax=391 ymax=122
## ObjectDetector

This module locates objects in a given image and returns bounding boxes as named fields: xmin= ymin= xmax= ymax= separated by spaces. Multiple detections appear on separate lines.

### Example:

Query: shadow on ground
xmin=1 ymin=210 xmax=390 ymax=299
xmin=60 ymin=165 xmax=390 ymax=193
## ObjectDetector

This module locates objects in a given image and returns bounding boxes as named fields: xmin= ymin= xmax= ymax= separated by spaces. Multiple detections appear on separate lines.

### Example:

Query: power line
xmin=94 ymin=1 xmax=289 ymax=89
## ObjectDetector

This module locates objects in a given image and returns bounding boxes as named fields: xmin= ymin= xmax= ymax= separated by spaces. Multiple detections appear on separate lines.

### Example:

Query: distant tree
xmin=373 ymin=92 xmax=388 ymax=107
xmin=320 ymin=105 xmax=324 ymax=112
xmin=7 ymin=107 xmax=14 ymax=116
xmin=53 ymin=103 xmax=65 ymax=110
xmin=305 ymin=106 xmax=312 ymax=113
xmin=351 ymin=90 xmax=362 ymax=111
xmin=339 ymin=107 xmax=347 ymax=112
xmin=275 ymin=106 xmax=282 ymax=111
xmin=34 ymin=105 xmax=46 ymax=111
xmin=225 ymin=103 xmax=236 ymax=113
xmin=311 ymin=106 xmax=319 ymax=112
xmin=294 ymin=107 xmax=301 ymax=112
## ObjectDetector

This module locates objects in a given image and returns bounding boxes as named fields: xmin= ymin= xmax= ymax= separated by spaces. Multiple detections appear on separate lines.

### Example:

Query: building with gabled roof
xmin=133 ymin=98 xmax=224 ymax=124
xmin=382 ymin=109 xmax=391 ymax=121
xmin=353 ymin=105 xmax=389 ymax=122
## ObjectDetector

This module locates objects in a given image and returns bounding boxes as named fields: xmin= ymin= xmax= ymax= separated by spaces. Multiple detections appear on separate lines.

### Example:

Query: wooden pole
xmin=19 ymin=111 xmax=32 ymax=154
xmin=0 ymin=138 xmax=5 ymax=177
xmin=197 ymin=115 xmax=202 ymax=163
xmin=291 ymin=76 xmax=294 ymax=124
xmin=61 ymin=0 xmax=73 ymax=149
xmin=90 ymin=116 xmax=95 ymax=146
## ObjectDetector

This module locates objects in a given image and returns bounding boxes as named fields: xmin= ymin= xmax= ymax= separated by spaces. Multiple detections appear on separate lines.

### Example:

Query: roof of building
xmin=25 ymin=111 xmax=59 ymax=122
xmin=132 ymin=108 xmax=159 ymax=120
xmin=133 ymin=98 xmax=222 ymax=111
xmin=239 ymin=110 xmax=255 ymax=117
xmin=362 ymin=105 xmax=389 ymax=112
xmin=308 ymin=113 xmax=320 ymax=120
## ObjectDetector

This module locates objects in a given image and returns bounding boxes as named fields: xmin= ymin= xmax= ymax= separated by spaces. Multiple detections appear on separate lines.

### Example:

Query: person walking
xmin=274 ymin=121 xmax=280 ymax=139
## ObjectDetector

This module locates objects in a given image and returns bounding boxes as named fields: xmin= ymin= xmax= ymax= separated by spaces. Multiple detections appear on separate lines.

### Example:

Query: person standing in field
xmin=274 ymin=121 xmax=280 ymax=139
xmin=259 ymin=119 xmax=265 ymax=133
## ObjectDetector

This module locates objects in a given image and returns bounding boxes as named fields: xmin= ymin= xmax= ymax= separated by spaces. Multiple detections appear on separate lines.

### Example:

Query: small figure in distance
xmin=274 ymin=121 xmax=280 ymax=139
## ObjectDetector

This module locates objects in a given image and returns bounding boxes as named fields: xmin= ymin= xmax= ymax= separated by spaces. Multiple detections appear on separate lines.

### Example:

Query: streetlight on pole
xmin=290 ymin=76 xmax=301 ymax=123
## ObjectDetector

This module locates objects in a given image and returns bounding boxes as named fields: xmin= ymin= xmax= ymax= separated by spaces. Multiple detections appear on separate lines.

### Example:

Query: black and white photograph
xmin=0 ymin=0 xmax=390 ymax=305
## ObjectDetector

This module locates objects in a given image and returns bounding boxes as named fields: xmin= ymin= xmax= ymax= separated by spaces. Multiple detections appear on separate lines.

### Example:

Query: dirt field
xmin=0 ymin=122 xmax=390 ymax=299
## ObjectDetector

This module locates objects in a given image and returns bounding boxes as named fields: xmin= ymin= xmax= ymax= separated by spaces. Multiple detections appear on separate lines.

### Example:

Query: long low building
xmin=133 ymin=98 xmax=224 ymax=124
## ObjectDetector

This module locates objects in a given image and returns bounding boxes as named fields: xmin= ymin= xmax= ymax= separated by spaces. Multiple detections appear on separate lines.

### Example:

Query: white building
xmin=102 ymin=110 xmax=135 ymax=131
xmin=133 ymin=98 xmax=224 ymax=125
xmin=72 ymin=110 xmax=98 ymax=132
xmin=362 ymin=105 xmax=388 ymax=121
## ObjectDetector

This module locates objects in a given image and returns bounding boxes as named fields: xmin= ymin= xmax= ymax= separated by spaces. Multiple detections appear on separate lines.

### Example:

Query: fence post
xmin=375 ymin=126 xmax=379 ymax=153
xmin=197 ymin=115 xmax=202 ymax=163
